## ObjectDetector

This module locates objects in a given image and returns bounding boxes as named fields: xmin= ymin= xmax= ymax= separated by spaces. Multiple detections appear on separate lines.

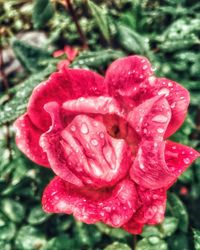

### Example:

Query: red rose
xmin=14 ymin=55 xmax=199 ymax=234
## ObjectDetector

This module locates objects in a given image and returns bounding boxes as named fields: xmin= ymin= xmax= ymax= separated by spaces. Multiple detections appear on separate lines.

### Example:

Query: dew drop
xmin=91 ymin=139 xmax=98 ymax=146
xmin=152 ymin=115 xmax=168 ymax=123
xmin=143 ymin=128 xmax=147 ymax=134
xmin=183 ymin=158 xmax=190 ymax=164
xmin=142 ymin=65 xmax=148 ymax=70
xmin=180 ymin=96 xmax=185 ymax=100
xmin=158 ymin=88 xmax=170 ymax=96
xmin=80 ymin=123 xmax=89 ymax=134
xmin=157 ymin=128 xmax=164 ymax=133
xmin=168 ymin=82 xmax=173 ymax=87
xmin=170 ymin=102 xmax=176 ymax=108
xmin=139 ymin=163 xmax=145 ymax=169
xmin=70 ymin=125 xmax=76 ymax=132
xmin=99 ymin=132 xmax=104 ymax=139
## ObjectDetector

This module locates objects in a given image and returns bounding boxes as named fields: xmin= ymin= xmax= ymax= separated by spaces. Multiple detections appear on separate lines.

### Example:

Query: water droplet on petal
xmin=168 ymin=82 xmax=173 ymax=87
xmin=99 ymin=132 xmax=104 ymax=139
xmin=183 ymin=158 xmax=190 ymax=164
xmin=80 ymin=123 xmax=89 ymax=134
xmin=158 ymin=88 xmax=170 ymax=96
xmin=180 ymin=96 xmax=184 ymax=100
xmin=139 ymin=163 xmax=145 ymax=169
xmin=157 ymin=128 xmax=164 ymax=133
xmin=70 ymin=125 xmax=76 ymax=132
xmin=142 ymin=65 xmax=148 ymax=70
xmin=152 ymin=115 xmax=168 ymax=123
xmin=91 ymin=139 xmax=98 ymax=146
xmin=170 ymin=102 xmax=176 ymax=108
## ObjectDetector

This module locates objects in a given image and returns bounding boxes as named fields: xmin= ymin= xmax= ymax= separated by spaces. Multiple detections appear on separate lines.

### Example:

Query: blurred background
xmin=0 ymin=0 xmax=200 ymax=249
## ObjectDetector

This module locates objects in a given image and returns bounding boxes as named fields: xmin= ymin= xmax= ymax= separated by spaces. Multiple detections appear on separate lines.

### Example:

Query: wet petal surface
xmin=42 ymin=177 xmax=138 ymax=227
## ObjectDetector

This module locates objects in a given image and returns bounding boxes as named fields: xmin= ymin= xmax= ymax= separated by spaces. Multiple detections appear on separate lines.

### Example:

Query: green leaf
xmin=71 ymin=49 xmax=124 ymax=69
xmin=167 ymin=233 xmax=189 ymax=250
xmin=136 ymin=237 xmax=168 ymax=250
xmin=0 ymin=212 xmax=16 ymax=241
xmin=159 ymin=217 xmax=179 ymax=237
xmin=32 ymin=0 xmax=54 ymax=29
xmin=0 ymin=64 xmax=55 ymax=126
xmin=96 ymin=223 xmax=129 ymax=239
xmin=193 ymin=229 xmax=200 ymax=250
xmin=12 ymin=39 xmax=52 ymax=72
xmin=0 ymin=198 xmax=25 ymax=223
xmin=0 ymin=241 xmax=12 ymax=250
xmin=28 ymin=206 xmax=51 ymax=225
xmin=15 ymin=226 xmax=46 ymax=250
xmin=117 ymin=24 xmax=150 ymax=55
xmin=167 ymin=193 xmax=188 ymax=232
xmin=41 ymin=235 xmax=74 ymax=250
xmin=88 ymin=1 xmax=111 ymax=43
xmin=104 ymin=242 xmax=131 ymax=250
xmin=141 ymin=226 xmax=162 ymax=238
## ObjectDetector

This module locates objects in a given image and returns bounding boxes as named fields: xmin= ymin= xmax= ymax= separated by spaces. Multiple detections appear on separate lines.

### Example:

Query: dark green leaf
xmin=32 ymin=0 xmax=54 ymax=29
xmin=12 ymin=39 xmax=52 ymax=72
xmin=0 ymin=198 xmax=25 ymax=223
xmin=104 ymin=242 xmax=131 ymax=250
xmin=71 ymin=49 xmax=124 ymax=69
xmin=0 ymin=64 xmax=55 ymax=126
xmin=15 ymin=226 xmax=46 ymax=250
xmin=193 ymin=229 xmax=200 ymax=250
xmin=136 ymin=237 xmax=168 ymax=250
xmin=167 ymin=233 xmax=189 ymax=250
xmin=0 ymin=212 xmax=16 ymax=241
xmin=88 ymin=1 xmax=111 ymax=43
xmin=0 ymin=241 xmax=12 ymax=250
xmin=159 ymin=217 xmax=179 ymax=237
xmin=28 ymin=206 xmax=51 ymax=225
xmin=167 ymin=193 xmax=188 ymax=232
xmin=117 ymin=24 xmax=150 ymax=55
xmin=41 ymin=235 xmax=74 ymax=250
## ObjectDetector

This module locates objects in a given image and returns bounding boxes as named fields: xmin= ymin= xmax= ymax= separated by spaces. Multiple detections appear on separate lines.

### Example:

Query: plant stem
xmin=133 ymin=235 xmax=137 ymax=250
xmin=65 ymin=0 xmax=88 ymax=49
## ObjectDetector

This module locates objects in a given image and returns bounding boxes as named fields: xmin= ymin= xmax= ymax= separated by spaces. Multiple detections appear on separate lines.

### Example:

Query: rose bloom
xmin=14 ymin=55 xmax=199 ymax=234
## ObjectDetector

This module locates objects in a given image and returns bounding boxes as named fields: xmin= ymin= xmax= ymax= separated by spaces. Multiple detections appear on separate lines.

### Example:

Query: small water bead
xmin=168 ymin=82 xmax=173 ymax=87
xmin=80 ymin=123 xmax=89 ymax=134
xmin=180 ymin=96 xmax=185 ymax=100
xmin=152 ymin=115 xmax=168 ymax=123
xmin=91 ymin=139 xmax=98 ymax=146
xmin=139 ymin=163 xmax=145 ymax=170
xmin=170 ymin=102 xmax=176 ymax=108
xmin=70 ymin=125 xmax=76 ymax=132
xmin=157 ymin=128 xmax=164 ymax=133
xmin=99 ymin=132 xmax=104 ymax=139
xmin=142 ymin=65 xmax=148 ymax=70
xmin=183 ymin=158 xmax=190 ymax=164
xmin=158 ymin=88 xmax=170 ymax=96
xmin=172 ymin=146 xmax=176 ymax=149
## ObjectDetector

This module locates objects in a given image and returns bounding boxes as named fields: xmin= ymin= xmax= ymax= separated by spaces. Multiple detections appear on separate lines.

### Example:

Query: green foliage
xmin=88 ymin=1 xmax=111 ymax=43
xmin=12 ymin=39 xmax=53 ymax=73
xmin=32 ymin=0 xmax=54 ymax=29
xmin=104 ymin=242 xmax=131 ymax=250
xmin=136 ymin=237 xmax=168 ymax=250
xmin=167 ymin=193 xmax=189 ymax=232
xmin=193 ymin=229 xmax=200 ymax=250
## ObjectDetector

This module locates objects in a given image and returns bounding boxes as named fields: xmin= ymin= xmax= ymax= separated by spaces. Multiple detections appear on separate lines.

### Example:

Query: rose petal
xmin=14 ymin=114 xmax=49 ymax=167
xmin=105 ymin=55 xmax=153 ymax=98
xmin=130 ymin=140 xmax=199 ymax=189
xmin=145 ymin=77 xmax=190 ymax=137
xmin=123 ymin=188 xmax=166 ymax=233
xmin=40 ymin=105 xmax=132 ymax=188
xmin=127 ymin=96 xmax=171 ymax=141
xmin=27 ymin=68 xmax=105 ymax=131
xmin=62 ymin=96 xmax=122 ymax=116
xmin=165 ymin=140 xmax=200 ymax=187
xmin=64 ymin=46 xmax=78 ymax=61
xmin=42 ymin=177 xmax=138 ymax=228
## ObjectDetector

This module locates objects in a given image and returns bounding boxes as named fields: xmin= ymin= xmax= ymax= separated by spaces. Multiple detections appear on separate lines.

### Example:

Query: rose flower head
xmin=14 ymin=55 xmax=199 ymax=234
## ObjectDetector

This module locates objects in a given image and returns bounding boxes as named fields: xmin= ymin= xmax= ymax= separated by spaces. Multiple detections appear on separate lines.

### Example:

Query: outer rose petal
xmin=27 ymin=68 xmax=105 ymax=131
xmin=14 ymin=114 xmax=49 ymax=167
xmin=144 ymin=77 xmax=190 ymax=137
xmin=42 ymin=177 xmax=138 ymax=228
xmin=40 ymin=103 xmax=132 ymax=188
xmin=105 ymin=55 xmax=153 ymax=97
xmin=127 ymin=96 xmax=171 ymax=140
xmin=130 ymin=140 xmax=199 ymax=189
xmin=123 ymin=188 xmax=166 ymax=234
